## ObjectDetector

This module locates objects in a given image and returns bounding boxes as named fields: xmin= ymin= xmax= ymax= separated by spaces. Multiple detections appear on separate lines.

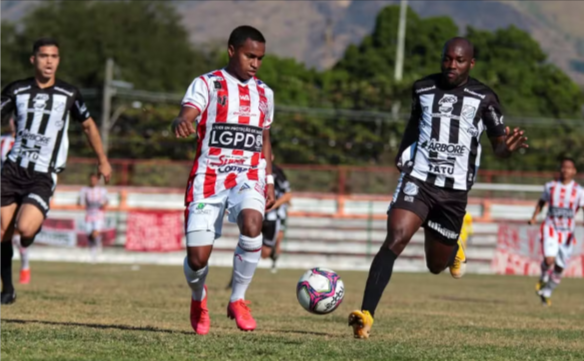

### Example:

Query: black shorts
xmin=262 ymin=219 xmax=282 ymax=248
xmin=389 ymin=174 xmax=467 ymax=245
xmin=1 ymin=160 xmax=56 ymax=218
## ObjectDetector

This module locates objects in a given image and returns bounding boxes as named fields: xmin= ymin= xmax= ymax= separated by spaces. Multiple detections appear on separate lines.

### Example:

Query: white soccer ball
xmin=296 ymin=267 xmax=345 ymax=315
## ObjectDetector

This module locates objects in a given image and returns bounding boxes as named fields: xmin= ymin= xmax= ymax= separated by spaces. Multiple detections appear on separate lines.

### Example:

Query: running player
xmin=348 ymin=37 xmax=528 ymax=338
xmin=1 ymin=38 xmax=112 ymax=305
xmin=172 ymin=25 xmax=275 ymax=334
xmin=262 ymin=156 xmax=291 ymax=273
xmin=79 ymin=173 xmax=109 ymax=263
xmin=529 ymin=157 xmax=583 ymax=306
xmin=1 ymin=119 xmax=31 ymax=285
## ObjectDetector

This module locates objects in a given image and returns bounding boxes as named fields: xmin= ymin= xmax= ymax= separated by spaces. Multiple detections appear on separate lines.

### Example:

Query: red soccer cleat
xmin=19 ymin=269 xmax=30 ymax=285
xmin=227 ymin=299 xmax=256 ymax=331
xmin=190 ymin=286 xmax=210 ymax=335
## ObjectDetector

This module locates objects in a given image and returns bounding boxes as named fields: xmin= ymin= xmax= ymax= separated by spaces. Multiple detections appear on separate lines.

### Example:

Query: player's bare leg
xmin=349 ymin=209 xmax=423 ymax=339
xmin=184 ymin=242 xmax=213 ymax=335
xmin=1 ymin=204 xmax=19 ymax=304
xmin=423 ymin=229 xmax=461 ymax=277
xmin=14 ymin=204 xmax=45 ymax=248
xmin=89 ymin=230 xmax=102 ymax=263
xmin=228 ymin=209 xmax=263 ymax=331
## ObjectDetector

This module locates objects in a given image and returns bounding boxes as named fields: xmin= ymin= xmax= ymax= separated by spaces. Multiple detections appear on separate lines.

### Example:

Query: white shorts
xmin=185 ymin=181 xmax=266 ymax=243
xmin=86 ymin=220 xmax=105 ymax=234
xmin=541 ymin=225 xmax=574 ymax=269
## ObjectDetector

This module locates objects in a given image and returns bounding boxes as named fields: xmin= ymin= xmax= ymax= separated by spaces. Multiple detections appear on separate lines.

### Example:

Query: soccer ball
xmin=296 ymin=267 xmax=345 ymax=315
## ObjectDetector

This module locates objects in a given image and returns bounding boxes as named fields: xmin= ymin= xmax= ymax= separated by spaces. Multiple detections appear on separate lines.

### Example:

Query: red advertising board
xmin=125 ymin=210 xmax=184 ymax=252
xmin=492 ymin=224 xmax=584 ymax=277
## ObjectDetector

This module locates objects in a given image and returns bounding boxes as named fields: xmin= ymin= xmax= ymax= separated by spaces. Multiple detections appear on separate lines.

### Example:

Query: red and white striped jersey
xmin=79 ymin=186 xmax=108 ymax=221
xmin=541 ymin=180 xmax=584 ymax=234
xmin=182 ymin=69 xmax=275 ymax=203
xmin=1 ymin=134 xmax=15 ymax=167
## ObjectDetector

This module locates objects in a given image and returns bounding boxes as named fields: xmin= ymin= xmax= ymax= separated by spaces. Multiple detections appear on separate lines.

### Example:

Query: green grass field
xmin=2 ymin=262 xmax=584 ymax=361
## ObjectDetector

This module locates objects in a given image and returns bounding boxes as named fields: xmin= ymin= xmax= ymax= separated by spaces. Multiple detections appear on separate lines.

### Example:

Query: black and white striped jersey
xmin=1 ymin=78 xmax=91 ymax=174
xmin=265 ymin=164 xmax=291 ymax=222
xmin=396 ymin=74 xmax=506 ymax=191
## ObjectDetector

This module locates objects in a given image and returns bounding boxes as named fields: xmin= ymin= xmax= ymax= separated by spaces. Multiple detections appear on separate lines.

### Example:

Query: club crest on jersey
xmin=214 ymin=81 xmax=223 ymax=90
xmin=403 ymin=182 xmax=419 ymax=196
xmin=466 ymin=125 xmax=478 ymax=137
xmin=438 ymin=94 xmax=457 ymax=114
xmin=33 ymin=94 xmax=49 ymax=110
xmin=461 ymin=105 xmax=477 ymax=121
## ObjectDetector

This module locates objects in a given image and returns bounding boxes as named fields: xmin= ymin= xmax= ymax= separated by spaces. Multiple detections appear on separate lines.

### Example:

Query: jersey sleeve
xmin=182 ymin=77 xmax=209 ymax=114
xmin=70 ymin=89 xmax=91 ymax=122
xmin=1 ymin=84 xmax=15 ymax=120
xmin=263 ymin=88 xmax=275 ymax=130
xmin=579 ymin=187 xmax=584 ymax=208
xmin=482 ymin=92 xmax=506 ymax=138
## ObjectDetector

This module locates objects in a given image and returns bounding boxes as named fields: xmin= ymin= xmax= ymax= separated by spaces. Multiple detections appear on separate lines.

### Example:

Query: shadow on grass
xmin=2 ymin=318 xmax=193 ymax=335
xmin=2 ymin=319 xmax=333 ymax=337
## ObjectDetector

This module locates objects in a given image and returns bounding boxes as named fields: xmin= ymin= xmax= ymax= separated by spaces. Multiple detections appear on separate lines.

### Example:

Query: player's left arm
xmin=484 ymin=92 xmax=528 ymax=158
xmin=72 ymin=89 xmax=111 ymax=183
xmin=263 ymin=89 xmax=276 ymax=210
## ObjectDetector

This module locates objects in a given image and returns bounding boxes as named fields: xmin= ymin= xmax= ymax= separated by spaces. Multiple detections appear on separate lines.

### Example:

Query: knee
xmin=187 ymin=254 xmax=208 ymax=271
xmin=545 ymin=257 xmax=555 ymax=267
xmin=383 ymin=227 xmax=410 ymax=255
xmin=240 ymin=214 xmax=263 ymax=238
xmin=261 ymin=246 xmax=271 ymax=259
xmin=16 ymin=223 xmax=37 ymax=240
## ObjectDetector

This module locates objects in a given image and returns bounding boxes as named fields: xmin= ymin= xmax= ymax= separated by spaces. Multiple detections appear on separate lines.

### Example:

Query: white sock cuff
xmin=238 ymin=234 xmax=262 ymax=251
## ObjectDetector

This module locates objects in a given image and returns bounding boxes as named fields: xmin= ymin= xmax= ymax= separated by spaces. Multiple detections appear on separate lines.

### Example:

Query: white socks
xmin=230 ymin=235 xmax=262 ymax=302
xmin=13 ymin=235 xmax=30 ymax=270
xmin=183 ymin=257 xmax=208 ymax=301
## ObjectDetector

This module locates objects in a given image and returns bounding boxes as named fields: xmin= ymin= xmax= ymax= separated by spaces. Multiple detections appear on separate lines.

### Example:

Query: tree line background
xmin=2 ymin=1 xmax=583 ymax=173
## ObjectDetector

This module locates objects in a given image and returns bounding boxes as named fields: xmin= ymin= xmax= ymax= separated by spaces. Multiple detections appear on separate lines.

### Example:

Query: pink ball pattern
xmin=296 ymin=268 xmax=343 ymax=313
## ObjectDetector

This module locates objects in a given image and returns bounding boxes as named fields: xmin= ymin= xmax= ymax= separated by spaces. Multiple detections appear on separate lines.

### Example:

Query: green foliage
xmin=2 ymin=0 xmax=219 ymax=91
xmin=1 ymin=3 xmax=583 ymax=172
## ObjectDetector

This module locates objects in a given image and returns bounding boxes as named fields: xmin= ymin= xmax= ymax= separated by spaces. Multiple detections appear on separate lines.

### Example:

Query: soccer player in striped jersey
xmin=172 ymin=26 xmax=275 ymax=334
xmin=349 ymin=37 xmax=528 ymax=338
xmin=1 ymin=119 xmax=31 ymax=285
xmin=529 ymin=157 xmax=583 ymax=306
xmin=78 ymin=173 xmax=109 ymax=263
xmin=1 ymin=38 xmax=111 ymax=305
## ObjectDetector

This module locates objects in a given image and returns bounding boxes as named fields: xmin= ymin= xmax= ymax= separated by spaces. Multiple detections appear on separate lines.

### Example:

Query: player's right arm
xmin=172 ymin=76 xmax=209 ymax=138
xmin=528 ymin=184 xmax=549 ymax=225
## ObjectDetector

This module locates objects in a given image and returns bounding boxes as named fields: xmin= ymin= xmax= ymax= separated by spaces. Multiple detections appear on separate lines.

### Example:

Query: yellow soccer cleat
xmin=348 ymin=310 xmax=374 ymax=339
xmin=449 ymin=240 xmax=467 ymax=279
xmin=535 ymin=280 xmax=546 ymax=292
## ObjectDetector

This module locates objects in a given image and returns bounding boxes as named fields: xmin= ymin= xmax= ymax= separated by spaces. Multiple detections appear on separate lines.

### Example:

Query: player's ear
xmin=470 ymin=58 xmax=475 ymax=70
xmin=228 ymin=44 xmax=235 ymax=58
xmin=30 ymin=55 xmax=35 ymax=65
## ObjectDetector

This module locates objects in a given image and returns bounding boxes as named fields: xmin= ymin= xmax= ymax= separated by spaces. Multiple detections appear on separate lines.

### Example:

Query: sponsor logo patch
xmin=209 ymin=123 xmax=263 ymax=153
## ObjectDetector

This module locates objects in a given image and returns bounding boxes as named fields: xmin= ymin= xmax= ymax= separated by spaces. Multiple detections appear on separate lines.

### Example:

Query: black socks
xmin=361 ymin=247 xmax=398 ymax=318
